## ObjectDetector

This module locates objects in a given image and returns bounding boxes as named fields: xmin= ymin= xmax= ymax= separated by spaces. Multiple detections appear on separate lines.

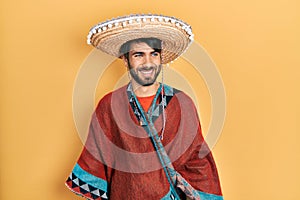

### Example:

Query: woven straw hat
xmin=87 ymin=14 xmax=194 ymax=64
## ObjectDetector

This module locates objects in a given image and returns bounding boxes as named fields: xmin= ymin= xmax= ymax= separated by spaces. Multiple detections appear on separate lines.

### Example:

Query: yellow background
xmin=1 ymin=0 xmax=300 ymax=199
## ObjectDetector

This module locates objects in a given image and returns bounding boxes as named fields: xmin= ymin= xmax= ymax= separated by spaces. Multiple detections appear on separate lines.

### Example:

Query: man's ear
xmin=122 ymin=55 xmax=129 ymax=68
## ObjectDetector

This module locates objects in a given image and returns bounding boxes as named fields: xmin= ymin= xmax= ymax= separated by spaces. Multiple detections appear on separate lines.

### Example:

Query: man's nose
xmin=143 ymin=54 xmax=153 ymax=66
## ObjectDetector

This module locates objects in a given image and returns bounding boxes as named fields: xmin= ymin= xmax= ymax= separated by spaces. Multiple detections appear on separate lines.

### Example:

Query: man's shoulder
xmin=96 ymin=85 xmax=128 ymax=108
xmin=164 ymin=84 xmax=196 ymax=109
xmin=164 ymin=84 xmax=190 ymax=99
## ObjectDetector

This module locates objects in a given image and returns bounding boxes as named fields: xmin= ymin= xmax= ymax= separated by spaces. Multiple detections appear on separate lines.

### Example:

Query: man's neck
xmin=131 ymin=81 xmax=159 ymax=97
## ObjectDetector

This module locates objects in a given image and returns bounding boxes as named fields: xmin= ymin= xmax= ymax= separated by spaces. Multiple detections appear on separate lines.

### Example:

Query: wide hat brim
xmin=87 ymin=14 xmax=194 ymax=64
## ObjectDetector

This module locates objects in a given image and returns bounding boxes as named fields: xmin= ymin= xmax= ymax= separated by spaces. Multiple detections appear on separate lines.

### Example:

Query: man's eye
xmin=133 ymin=54 xmax=142 ymax=57
xmin=152 ymin=52 xmax=159 ymax=56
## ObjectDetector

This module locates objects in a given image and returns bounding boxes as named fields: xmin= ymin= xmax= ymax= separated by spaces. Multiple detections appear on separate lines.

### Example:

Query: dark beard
xmin=128 ymin=64 xmax=162 ymax=86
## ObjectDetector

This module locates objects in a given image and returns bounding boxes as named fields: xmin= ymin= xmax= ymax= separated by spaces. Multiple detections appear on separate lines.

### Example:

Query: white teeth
xmin=140 ymin=69 xmax=153 ymax=74
xmin=141 ymin=70 xmax=152 ymax=73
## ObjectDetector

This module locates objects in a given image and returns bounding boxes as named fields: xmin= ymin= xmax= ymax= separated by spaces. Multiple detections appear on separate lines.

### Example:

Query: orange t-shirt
xmin=136 ymin=94 xmax=156 ymax=112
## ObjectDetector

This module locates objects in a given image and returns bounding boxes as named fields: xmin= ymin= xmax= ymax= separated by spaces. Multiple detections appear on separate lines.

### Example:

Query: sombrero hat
xmin=87 ymin=14 xmax=194 ymax=64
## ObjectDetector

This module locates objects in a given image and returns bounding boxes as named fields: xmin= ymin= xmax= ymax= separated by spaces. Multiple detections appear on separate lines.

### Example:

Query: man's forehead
xmin=129 ymin=42 xmax=156 ymax=52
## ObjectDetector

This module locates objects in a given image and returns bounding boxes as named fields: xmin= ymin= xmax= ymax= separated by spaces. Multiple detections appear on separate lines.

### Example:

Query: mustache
xmin=138 ymin=66 xmax=155 ymax=71
xmin=137 ymin=64 xmax=161 ymax=71
xmin=128 ymin=64 xmax=162 ymax=72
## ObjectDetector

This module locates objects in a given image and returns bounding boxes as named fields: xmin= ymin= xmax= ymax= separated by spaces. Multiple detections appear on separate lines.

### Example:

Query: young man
xmin=66 ymin=14 xmax=223 ymax=200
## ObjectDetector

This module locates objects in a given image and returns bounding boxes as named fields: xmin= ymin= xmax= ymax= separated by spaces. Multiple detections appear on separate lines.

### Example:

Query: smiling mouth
xmin=139 ymin=68 xmax=154 ymax=76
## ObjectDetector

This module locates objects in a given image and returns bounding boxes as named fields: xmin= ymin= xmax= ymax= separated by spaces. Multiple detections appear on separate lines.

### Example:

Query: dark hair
xmin=119 ymin=38 xmax=162 ymax=60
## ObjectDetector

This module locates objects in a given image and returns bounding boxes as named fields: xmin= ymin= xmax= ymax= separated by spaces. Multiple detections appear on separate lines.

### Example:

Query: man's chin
xmin=142 ymin=82 xmax=155 ymax=87
xmin=136 ymin=77 xmax=156 ymax=86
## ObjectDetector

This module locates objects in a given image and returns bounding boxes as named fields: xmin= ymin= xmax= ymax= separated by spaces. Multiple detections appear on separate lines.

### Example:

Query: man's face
xmin=124 ymin=42 xmax=162 ymax=87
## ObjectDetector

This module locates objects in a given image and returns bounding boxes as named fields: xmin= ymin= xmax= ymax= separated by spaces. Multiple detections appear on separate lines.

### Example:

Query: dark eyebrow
xmin=131 ymin=51 xmax=145 ymax=56
xmin=131 ymin=50 xmax=160 ymax=55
